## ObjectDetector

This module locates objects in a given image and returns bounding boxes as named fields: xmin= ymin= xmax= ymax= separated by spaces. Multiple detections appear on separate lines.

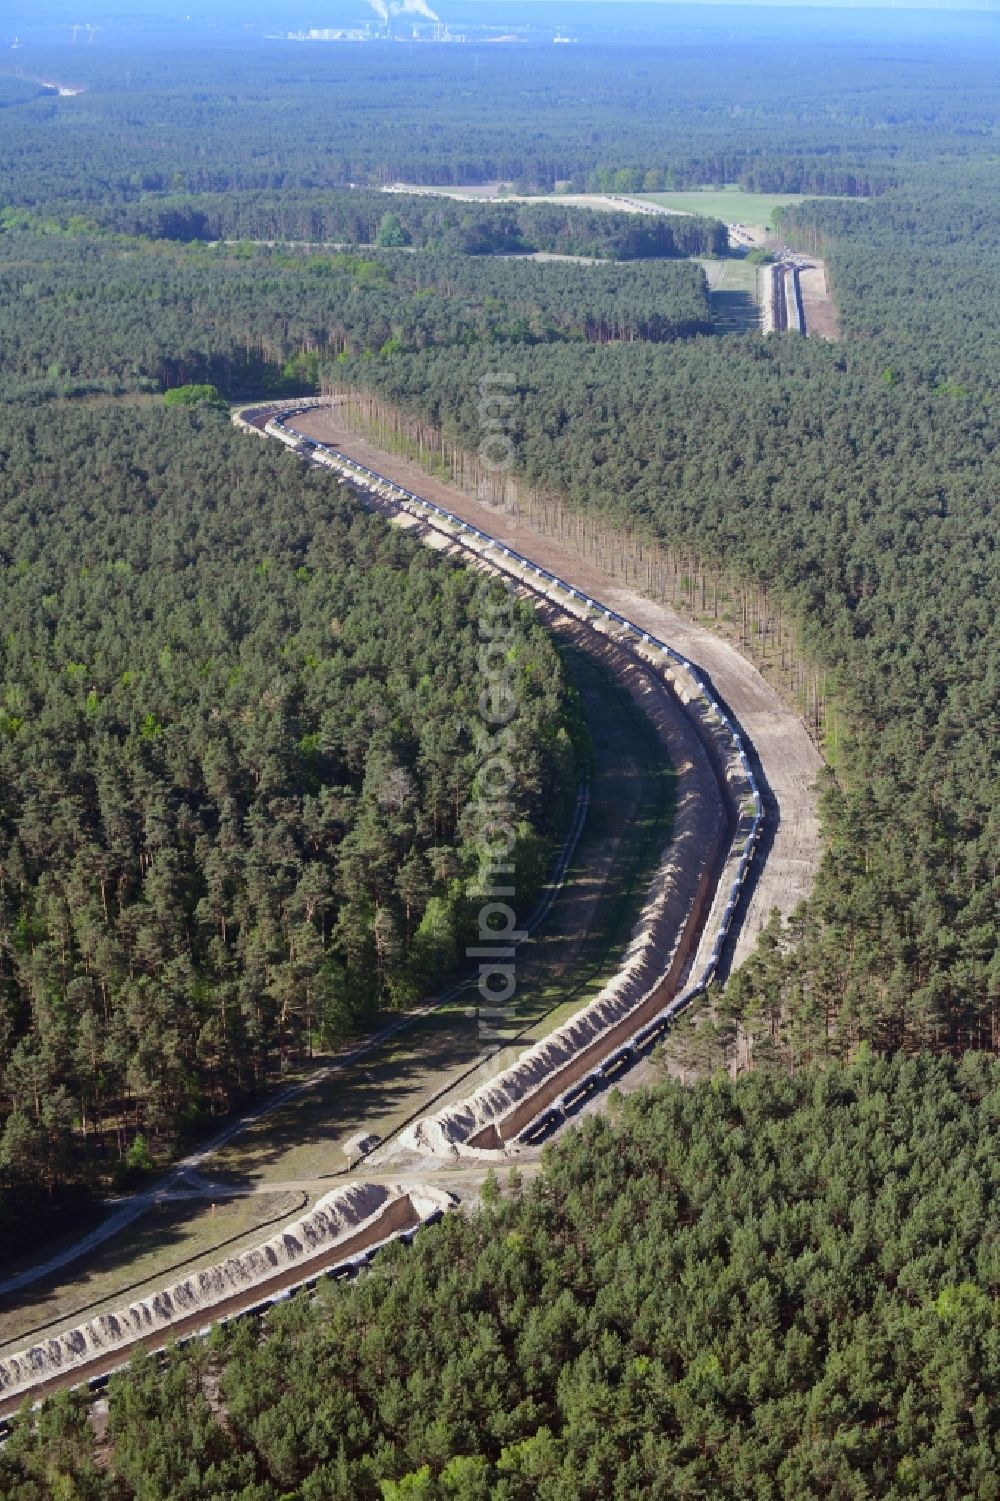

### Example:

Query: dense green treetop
xmin=0 ymin=404 xmax=575 ymax=1226
xmin=1 ymin=1055 xmax=995 ymax=1499
xmin=0 ymin=27 xmax=996 ymax=1487
xmin=0 ymin=231 xmax=715 ymax=400
xmin=162 ymin=383 xmax=227 ymax=409
xmin=2 ymin=28 xmax=996 ymax=206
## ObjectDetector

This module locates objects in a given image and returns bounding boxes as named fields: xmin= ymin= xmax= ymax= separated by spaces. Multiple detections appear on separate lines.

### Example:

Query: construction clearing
xmin=0 ymin=397 xmax=821 ymax=1418
xmin=0 ymin=1182 xmax=452 ymax=1417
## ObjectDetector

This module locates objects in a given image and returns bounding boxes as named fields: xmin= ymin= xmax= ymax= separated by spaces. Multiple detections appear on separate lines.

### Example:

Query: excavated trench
xmin=243 ymin=404 xmax=759 ymax=1159
xmin=0 ymin=398 xmax=794 ymax=1415
xmin=0 ymin=1182 xmax=451 ymax=1416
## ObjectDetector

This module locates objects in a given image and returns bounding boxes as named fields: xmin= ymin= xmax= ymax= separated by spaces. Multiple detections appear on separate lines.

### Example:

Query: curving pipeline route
xmin=250 ymin=402 xmax=771 ymax=1150
xmin=0 ymin=400 xmax=821 ymax=1420
xmin=266 ymin=403 xmax=761 ymax=971
xmin=280 ymin=400 xmax=822 ymax=974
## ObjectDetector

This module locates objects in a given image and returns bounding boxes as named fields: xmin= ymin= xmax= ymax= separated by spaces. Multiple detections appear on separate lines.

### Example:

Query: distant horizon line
xmin=454 ymin=0 xmax=1000 ymax=10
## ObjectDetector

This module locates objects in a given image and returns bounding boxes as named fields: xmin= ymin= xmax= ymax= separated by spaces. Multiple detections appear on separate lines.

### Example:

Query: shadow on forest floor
xmin=711 ymin=288 xmax=761 ymax=335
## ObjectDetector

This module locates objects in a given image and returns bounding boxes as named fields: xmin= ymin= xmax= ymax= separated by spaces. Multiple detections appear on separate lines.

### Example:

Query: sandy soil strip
xmin=798 ymin=259 xmax=839 ymax=339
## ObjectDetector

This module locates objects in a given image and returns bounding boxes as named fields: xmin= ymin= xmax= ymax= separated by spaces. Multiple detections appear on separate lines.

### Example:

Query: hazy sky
xmin=11 ymin=0 xmax=1000 ymax=13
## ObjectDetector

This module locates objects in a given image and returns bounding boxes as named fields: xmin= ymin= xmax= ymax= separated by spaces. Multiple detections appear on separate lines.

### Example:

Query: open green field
xmin=386 ymin=184 xmax=827 ymax=232
xmin=0 ymin=638 xmax=674 ymax=1352
xmin=642 ymin=188 xmax=828 ymax=228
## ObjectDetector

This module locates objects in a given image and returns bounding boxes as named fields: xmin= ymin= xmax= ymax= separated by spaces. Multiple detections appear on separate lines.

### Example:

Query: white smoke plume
xmin=398 ymin=0 xmax=440 ymax=19
xmin=367 ymin=0 xmax=441 ymax=24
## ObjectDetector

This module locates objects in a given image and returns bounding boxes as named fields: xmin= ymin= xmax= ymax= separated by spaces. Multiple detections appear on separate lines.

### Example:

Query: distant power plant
xmin=279 ymin=2 xmax=466 ymax=44
xmin=281 ymin=23 xmax=465 ymax=43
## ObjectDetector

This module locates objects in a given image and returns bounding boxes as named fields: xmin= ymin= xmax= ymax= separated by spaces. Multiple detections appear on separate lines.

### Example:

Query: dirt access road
xmin=797 ymin=261 xmax=839 ymax=339
xmin=293 ymin=404 xmax=823 ymax=964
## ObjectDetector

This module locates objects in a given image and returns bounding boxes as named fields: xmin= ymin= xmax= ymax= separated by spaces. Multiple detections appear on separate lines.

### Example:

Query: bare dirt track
xmin=798 ymin=259 xmax=839 ymax=339
xmin=292 ymin=405 xmax=823 ymax=966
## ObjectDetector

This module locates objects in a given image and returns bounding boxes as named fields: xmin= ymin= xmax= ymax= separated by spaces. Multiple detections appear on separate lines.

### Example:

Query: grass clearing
xmin=642 ymin=188 xmax=831 ymax=229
